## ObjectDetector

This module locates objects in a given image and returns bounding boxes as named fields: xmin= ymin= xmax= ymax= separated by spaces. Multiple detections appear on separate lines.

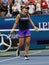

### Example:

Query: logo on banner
xmin=0 ymin=34 xmax=12 ymax=52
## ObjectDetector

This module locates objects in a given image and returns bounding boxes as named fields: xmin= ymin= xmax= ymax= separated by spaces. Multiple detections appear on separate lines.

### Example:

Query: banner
xmin=0 ymin=15 xmax=49 ymax=49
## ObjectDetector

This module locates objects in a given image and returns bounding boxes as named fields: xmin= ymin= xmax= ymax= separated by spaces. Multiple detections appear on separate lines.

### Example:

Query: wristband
xmin=34 ymin=26 xmax=36 ymax=30
xmin=11 ymin=29 xmax=15 ymax=33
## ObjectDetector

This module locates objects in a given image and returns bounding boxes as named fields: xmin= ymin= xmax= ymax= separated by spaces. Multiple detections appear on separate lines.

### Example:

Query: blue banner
xmin=0 ymin=15 xmax=49 ymax=49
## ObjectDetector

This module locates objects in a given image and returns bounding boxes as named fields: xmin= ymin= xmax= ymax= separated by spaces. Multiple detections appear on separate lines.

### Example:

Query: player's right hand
xmin=10 ymin=29 xmax=15 ymax=34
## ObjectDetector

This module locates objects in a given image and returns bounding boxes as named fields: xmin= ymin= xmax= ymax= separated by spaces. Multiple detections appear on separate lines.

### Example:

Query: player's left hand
xmin=34 ymin=26 xmax=38 ymax=32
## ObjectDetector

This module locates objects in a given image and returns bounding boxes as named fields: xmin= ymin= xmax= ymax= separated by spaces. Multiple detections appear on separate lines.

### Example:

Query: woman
xmin=10 ymin=6 xmax=38 ymax=60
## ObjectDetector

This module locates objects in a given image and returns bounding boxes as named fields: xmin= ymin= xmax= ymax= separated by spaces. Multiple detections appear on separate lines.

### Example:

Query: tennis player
xmin=10 ymin=6 xmax=38 ymax=60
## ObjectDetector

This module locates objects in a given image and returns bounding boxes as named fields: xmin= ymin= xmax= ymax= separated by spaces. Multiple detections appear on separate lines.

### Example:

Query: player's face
xmin=22 ymin=8 xmax=28 ymax=13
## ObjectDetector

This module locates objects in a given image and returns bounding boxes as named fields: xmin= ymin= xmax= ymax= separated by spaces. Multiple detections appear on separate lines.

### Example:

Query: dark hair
xmin=26 ymin=7 xmax=29 ymax=10
xmin=21 ymin=6 xmax=29 ymax=10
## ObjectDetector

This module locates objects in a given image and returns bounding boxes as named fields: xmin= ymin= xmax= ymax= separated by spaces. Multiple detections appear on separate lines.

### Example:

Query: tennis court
xmin=0 ymin=15 xmax=49 ymax=65
xmin=0 ymin=49 xmax=49 ymax=65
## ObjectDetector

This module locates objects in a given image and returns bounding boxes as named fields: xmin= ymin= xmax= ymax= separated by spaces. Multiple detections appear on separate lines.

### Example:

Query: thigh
xmin=19 ymin=37 xmax=24 ymax=44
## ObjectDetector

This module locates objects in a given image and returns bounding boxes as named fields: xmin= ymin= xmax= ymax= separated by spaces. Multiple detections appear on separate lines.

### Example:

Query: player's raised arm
xmin=10 ymin=14 xmax=20 ymax=34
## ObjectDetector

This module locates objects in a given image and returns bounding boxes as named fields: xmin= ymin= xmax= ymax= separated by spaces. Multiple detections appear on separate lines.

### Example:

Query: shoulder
xmin=16 ymin=14 xmax=20 ymax=19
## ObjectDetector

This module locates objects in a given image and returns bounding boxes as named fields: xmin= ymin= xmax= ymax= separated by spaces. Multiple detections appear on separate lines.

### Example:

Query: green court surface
xmin=0 ymin=49 xmax=49 ymax=57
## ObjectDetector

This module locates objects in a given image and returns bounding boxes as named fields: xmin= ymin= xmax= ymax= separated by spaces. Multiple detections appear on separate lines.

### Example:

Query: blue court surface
xmin=0 ymin=50 xmax=49 ymax=65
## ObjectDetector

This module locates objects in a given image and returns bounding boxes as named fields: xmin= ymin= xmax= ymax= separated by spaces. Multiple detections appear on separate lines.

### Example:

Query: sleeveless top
xmin=19 ymin=13 xmax=29 ymax=30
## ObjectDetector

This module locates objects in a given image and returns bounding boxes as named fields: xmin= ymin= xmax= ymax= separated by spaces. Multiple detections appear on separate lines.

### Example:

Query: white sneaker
xmin=25 ymin=56 xmax=29 ymax=60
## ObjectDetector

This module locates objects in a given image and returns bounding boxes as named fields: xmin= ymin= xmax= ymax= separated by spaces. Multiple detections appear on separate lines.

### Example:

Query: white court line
xmin=29 ymin=50 xmax=42 ymax=55
xmin=0 ymin=57 xmax=16 ymax=63
xmin=0 ymin=51 xmax=42 ymax=63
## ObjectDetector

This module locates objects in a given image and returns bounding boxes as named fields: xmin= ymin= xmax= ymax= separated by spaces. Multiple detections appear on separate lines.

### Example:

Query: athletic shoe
xmin=25 ymin=55 xmax=29 ymax=60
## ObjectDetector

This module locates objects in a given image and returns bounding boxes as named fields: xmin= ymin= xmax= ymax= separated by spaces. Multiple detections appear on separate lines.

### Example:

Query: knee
xmin=19 ymin=42 xmax=24 ymax=47
xmin=26 ymin=41 xmax=30 ymax=46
